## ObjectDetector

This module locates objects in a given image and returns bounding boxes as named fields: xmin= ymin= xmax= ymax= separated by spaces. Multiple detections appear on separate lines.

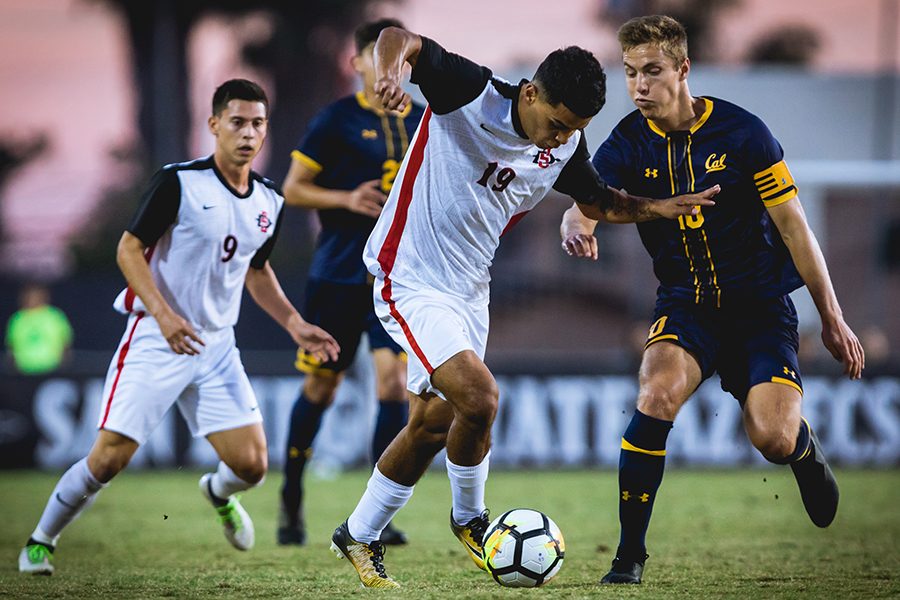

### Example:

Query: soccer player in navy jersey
xmin=560 ymin=15 xmax=865 ymax=584
xmin=18 ymin=80 xmax=339 ymax=575
xmin=278 ymin=19 xmax=425 ymax=547
xmin=327 ymin=25 xmax=718 ymax=588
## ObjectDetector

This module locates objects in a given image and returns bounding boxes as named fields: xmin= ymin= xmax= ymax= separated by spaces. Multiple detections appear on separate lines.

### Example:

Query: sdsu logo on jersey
xmin=532 ymin=149 xmax=560 ymax=169
xmin=256 ymin=210 xmax=272 ymax=232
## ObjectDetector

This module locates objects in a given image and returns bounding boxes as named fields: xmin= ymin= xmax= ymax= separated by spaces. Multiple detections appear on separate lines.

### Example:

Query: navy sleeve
xmin=250 ymin=206 xmax=284 ymax=269
xmin=553 ymin=133 xmax=613 ymax=206
xmin=127 ymin=167 xmax=180 ymax=246
xmin=410 ymin=37 xmax=492 ymax=115
xmin=293 ymin=106 xmax=339 ymax=173
xmin=742 ymin=115 xmax=785 ymax=174
xmin=591 ymin=129 xmax=629 ymax=191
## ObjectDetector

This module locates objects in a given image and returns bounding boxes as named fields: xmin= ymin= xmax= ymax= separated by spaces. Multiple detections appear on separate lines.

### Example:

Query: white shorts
xmin=374 ymin=277 xmax=489 ymax=398
xmin=96 ymin=312 xmax=262 ymax=445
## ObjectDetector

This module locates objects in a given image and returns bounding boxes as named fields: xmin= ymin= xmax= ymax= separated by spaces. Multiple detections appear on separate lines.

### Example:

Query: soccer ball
xmin=482 ymin=508 xmax=565 ymax=587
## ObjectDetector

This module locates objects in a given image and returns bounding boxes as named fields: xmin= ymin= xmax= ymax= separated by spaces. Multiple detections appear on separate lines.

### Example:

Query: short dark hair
xmin=354 ymin=18 xmax=405 ymax=53
xmin=212 ymin=79 xmax=269 ymax=116
xmin=533 ymin=46 xmax=606 ymax=118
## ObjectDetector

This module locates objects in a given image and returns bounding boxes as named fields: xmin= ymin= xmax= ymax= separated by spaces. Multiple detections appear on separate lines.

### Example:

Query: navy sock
xmin=767 ymin=417 xmax=812 ymax=465
xmin=617 ymin=409 xmax=673 ymax=559
xmin=280 ymin=392 xmax=326 ymax=528
xmin=372 ymin=400 xmax=408 ymax=465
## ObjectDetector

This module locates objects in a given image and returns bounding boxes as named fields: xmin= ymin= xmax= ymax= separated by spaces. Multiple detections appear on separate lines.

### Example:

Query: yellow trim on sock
xmin=621 ymin=438 xmax=666 ymax=456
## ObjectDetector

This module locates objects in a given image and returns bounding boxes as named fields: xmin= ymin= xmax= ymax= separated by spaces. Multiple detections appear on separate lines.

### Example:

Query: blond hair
xmin=617 ymin=15 xmax=688 ymax=66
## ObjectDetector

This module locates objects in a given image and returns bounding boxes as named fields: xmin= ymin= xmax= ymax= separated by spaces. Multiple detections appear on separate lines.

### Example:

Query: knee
xmin=453 ymin=380 xmax=499 ymax=431
xmin=376 ymin=372 xmax=407 ymax=403
xmin=636 ymin=385 xmax=682 ymax=421
xmin=303 ymin=372 xmax=339 ymax=405
xmin=751 ymin=429 xmax=797 ymax=462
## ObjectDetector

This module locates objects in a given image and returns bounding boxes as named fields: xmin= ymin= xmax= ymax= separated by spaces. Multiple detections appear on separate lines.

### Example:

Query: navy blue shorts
xmin=295 ymin=279 xmax=404 ymax=374
xmin=645 ymin=293 xmax=802 ymax=403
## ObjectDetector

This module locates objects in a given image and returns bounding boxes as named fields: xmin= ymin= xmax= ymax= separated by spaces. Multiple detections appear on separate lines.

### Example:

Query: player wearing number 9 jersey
xmin=277 ymin=19 xmax=425 ymax=548
xmin=328 ymin=26 xmax=719 ymax=589
xmin=18 ymin=79 xmax=339 ymax=576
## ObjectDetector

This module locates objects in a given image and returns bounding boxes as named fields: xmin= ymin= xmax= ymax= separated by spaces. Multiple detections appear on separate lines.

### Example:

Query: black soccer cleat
xmin=600 ymin=552 xmax=648 ymax=584
xmin=276 ymin=505 xmax=306 ymax=546
xmin=790 ymin=426 xmax=839 ymax=528
xmin=379 ymin=520 xmax=408 ymax=546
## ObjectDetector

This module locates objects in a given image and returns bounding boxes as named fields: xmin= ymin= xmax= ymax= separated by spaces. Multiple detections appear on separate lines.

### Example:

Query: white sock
xmin=33 ymin=458 xmax=107 ymax=546
xmin=209 ymin=462 xmax=260 ymax=500
xmin=447 ymin=451 xmax=490 ymax=525
xmin=347 ymin=466 xmax=414 ymax=544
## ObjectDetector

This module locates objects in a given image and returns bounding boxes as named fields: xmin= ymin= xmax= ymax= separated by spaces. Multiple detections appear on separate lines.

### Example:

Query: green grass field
xmin=2 ymin=468 xmax=898 ymax=599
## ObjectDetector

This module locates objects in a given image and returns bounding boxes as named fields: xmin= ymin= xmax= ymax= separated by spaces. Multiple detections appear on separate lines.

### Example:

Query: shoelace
xmin=27 ymin=545 xmax=51 ymax=563
xmin=217 ymin=497 xmax=242 ymax=530
xmin=467 ymin=509 xmax=490 ymax=546
xmin=366 ymin=541 xmax=389 ymax=578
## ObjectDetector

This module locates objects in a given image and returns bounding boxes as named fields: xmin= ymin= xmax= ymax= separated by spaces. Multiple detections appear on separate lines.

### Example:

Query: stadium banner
xmin=1 ymin=373 xmax=898 ymax=470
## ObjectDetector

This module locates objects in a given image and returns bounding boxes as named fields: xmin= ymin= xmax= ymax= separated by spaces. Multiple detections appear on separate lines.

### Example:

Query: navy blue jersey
xmin=293 ymin=93 xmax=426 ymax=284
xmin=593 ymin=97 xmax=803 ymax=306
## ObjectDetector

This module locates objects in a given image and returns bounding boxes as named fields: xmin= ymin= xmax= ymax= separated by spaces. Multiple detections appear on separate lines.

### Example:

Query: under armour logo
xmin=644 ymin=168 xmax=658 ymax=178
xmin=783 ymin=366 xmax=797 ymax=378
xmin=362 ymin=129 xmax=378 ymax=139
xmin=621 ymin=491 xmax=651 ymax=503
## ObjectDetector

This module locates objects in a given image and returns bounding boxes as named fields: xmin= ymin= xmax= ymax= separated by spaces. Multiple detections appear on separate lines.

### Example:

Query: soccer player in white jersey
xmin=18 ymin=79 xmax=339 ymax=575
xmin=327 ymin=28 xmax=719 ymax=588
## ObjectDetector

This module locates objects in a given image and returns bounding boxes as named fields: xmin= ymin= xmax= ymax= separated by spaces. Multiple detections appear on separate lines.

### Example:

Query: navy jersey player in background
xmin=277 ymin=19 xmax=425 ymax=547
xmin=561 ymin=15 xmax=865 ymax=584
xmin=18 ymin=80 xmax=339 ymax=575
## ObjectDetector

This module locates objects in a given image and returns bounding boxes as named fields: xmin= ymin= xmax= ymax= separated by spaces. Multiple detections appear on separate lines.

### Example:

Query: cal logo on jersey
xmin=705 ymin=153 xmax=727 ymax=173
xmin=532 ymin=149 xmax=560 ymax=169
xmin=257 ymin=210 xmax=272 ymax=232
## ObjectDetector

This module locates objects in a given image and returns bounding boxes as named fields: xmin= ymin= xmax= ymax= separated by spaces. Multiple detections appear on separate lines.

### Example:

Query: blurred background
xmin=0 ymin=0 xmax=897 ymax=470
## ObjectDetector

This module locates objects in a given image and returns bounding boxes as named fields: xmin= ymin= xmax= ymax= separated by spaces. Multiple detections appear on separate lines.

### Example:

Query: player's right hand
xmin=374 ymin=77 xmax=411 ymax=112
xmin=347 ymin=180 xmax=387 ymax=218
xmin=822 ymin=316 xmax=865 ymax=380
xmin=157 ymin=309 xmax=205 ymax=355
xmin=561 ymin=233 xmax=598 ymax=260
xmin=658 ymin=185 xmax=720 ymax=219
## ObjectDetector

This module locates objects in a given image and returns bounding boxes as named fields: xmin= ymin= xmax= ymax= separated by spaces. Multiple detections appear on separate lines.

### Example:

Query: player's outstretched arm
xmin=767 ymin=197 xmax=864 ymax=379
xmin=283 ymin=158 xmax=385 ymax=217
xmin=560 ymin=203 xmax=600 ymax=260
xmin=117 ymin=232 xmax=204 ymax=355
xmin=597 ymin=185 xmax=719 ymax=223
xmin=373 ymin=27 xmax=421 ymax=112
xmin=244 ymin=263 xmax=340 ymax=364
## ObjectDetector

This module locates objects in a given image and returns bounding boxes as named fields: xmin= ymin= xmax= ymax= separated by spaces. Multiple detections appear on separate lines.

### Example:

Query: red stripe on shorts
xmin=99 ymin=312 xmax=145 ymax=429
xmin=375 ymin=107 xmax=435 ymax=373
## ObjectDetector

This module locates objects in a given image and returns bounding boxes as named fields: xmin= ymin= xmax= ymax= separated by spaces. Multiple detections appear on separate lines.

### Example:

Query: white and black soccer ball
xmin=482 ymin=508 xmax=565 ymax=587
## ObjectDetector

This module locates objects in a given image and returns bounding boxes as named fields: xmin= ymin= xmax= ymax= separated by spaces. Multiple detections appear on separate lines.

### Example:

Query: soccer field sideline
xmin=2 ymin=468 xmax=898 ymax=599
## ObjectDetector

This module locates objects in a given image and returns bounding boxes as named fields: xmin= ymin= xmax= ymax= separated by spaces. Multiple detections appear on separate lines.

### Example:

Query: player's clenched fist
xmin=562 ymin=233 xmax=598 ymax=261
xmin=374 ymin=78 xmax=410 ymax=112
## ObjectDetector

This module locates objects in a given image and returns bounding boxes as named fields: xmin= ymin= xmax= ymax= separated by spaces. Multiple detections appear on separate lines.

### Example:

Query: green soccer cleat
xmin=330 ymin=521 xmax=400 ymax=589
xmin=600 ymin=552 xmax=648 ymax=584
xmin=18 ymin=541 xmax=54 ymax=575
xmin=199 ymin=474 xmax=255 ymax=551
xmin=450 ymin=509 xmax=490 ymax=571
xmin=790 ymin=425 xmax=839 ymax=528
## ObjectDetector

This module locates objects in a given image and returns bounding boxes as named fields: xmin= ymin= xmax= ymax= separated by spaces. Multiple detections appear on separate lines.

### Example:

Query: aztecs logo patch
xmin=256 ymin=210 xmax=272 ymax=233
xmin=532 ymin=149 xmax=561 ymax=168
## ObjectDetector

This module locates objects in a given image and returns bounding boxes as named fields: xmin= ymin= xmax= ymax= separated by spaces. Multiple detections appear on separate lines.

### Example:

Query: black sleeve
xmin=127 ymin=167 xmax=181 ymax=246
xmin=410 ymin=36 xmax=493 ymax=115
xmin=250 ymin=206 xmax=284 ymax=269
xmin=552 ymin=133 xmax=613 ymax=206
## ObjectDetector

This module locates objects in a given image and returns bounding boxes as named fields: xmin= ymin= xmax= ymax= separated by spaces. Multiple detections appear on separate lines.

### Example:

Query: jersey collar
xmin=646 ymin=97 xmax=714 ymax=138
xmin=210 ymin=156 xmax=255 ymax=199
xmin=355 ymin=90 xmax=412 ymax=117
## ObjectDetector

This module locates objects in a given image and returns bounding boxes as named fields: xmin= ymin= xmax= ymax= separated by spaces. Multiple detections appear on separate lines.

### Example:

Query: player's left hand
xmin=289 ymin=320 xmax=340 ymax=364
xmin=821 ymin=316 xmax=865 ymax=379
xmin=656 ymin=185 xmax=720 ymax=219
xmin=561 ymin=233 xmax=598 ymax=260
xmin=374 ymin=77 xmax=411 ymax=112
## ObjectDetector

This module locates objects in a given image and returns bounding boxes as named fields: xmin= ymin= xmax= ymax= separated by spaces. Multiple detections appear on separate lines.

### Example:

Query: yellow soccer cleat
xmin=330 ymin=521 xmax=400 ymax=589
xmin=450 ymin=509 xmax=490 ymax=571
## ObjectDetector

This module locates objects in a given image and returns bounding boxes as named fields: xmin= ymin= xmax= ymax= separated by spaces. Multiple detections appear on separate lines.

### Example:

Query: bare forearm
xmin=283 ymin=180 xmax=350 ymax=210
xmin=116 ymin=233 xmax=174 ymax=319
xmin=245 ymin=264 xmax=303 ymax=331
xmin=374 ymin=27 xmax=421 ymax=79
xmin=784 ymin=226 xmax=842 ymax=321
xmin=600 ymin=188 xmax=660 ymax=223
xmin=562 ymin=204 xmax=599 ymax=238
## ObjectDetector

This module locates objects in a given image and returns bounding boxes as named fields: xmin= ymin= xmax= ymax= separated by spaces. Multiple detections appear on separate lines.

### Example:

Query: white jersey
xmin=363 ymin=37 xmax=607 ymax=308
xmin=113 ymin=156 xmax=283 ymax=330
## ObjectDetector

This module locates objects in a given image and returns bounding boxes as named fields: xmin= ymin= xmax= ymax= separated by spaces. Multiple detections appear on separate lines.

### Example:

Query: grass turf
xmin=1 ymin=468 xmax=898 ymax=598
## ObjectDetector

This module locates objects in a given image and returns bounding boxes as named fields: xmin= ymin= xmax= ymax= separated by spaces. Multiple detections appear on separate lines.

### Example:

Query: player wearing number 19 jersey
xmin=18 ymin=80 xmax=339 ymax=576
xmin=560 ymin=16 xmax=864 ymax=585
xmin=328 ymin=27 xmax=719 ymax=589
